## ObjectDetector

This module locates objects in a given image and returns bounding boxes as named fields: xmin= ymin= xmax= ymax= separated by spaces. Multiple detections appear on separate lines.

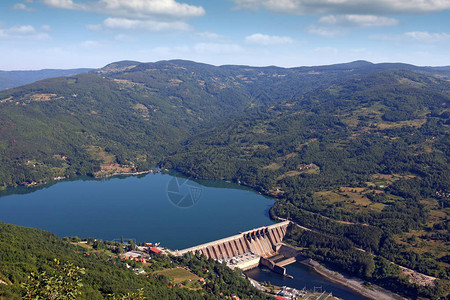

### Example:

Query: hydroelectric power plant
xmin=175 ymin=221 xmax=295 ymax=273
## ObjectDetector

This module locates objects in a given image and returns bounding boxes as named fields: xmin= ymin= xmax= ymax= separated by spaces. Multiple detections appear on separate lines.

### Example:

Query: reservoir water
xmin=0 ymin=172 xmax=274 ymax=250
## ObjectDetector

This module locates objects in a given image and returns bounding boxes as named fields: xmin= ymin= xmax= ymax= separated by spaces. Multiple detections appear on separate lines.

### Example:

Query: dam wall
xmin=260 ymin=257 xmax=287 ymax=276
xmin=176 ymin=221 xmax=290 ymax=260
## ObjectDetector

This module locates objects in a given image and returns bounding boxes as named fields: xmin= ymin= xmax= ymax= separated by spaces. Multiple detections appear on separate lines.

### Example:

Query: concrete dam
xmin=176 ymin=221 xmax=290 ymax=261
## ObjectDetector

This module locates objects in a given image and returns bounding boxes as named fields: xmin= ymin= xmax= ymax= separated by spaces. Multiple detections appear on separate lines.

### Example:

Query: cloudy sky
xmin=1 ymin=0 xmax=449 ymax=70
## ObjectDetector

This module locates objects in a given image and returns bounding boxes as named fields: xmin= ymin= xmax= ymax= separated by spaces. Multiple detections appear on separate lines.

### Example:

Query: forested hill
xmin=0 ymin=68 xmax=93 ymax=91
xmin=0 ymin=222 xmax=271 ymax=299
xmin=163 ymin=67 xmax=450 ymax=297
xmin=0 ymin=59 xmax=449 ymax=190
xmin=0 ymin=59 xmax=449 ymax=297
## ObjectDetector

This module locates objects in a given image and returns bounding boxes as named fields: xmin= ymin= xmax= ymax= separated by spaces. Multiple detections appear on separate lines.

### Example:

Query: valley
xmin=0 ymin=60 xmax=448 ymax=299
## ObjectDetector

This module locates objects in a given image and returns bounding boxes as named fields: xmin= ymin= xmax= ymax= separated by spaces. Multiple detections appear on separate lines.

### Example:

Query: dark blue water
xmin=0 ymin=173 xmax=274 ymax=250
xmin=245 ymin=263 xmax=368 ymax=300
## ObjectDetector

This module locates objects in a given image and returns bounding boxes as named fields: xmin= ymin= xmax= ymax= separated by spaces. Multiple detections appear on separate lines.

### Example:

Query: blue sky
xmin=1 ymin=0 xmax=449 ymax=70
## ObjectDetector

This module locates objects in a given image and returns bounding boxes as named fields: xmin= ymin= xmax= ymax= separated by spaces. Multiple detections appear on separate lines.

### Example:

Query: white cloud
xmin=196 ymin=31 xmax=227 ymax=40
xmin=404 ymin=31 xmax=450 ymax=42
xmin=245 ymin=33 xmax=293 ymax=45
xmin=319 ymin=14 xmax=399 ymax=27
xmin=8 ymin=25 xmax=35 ymax=35
xmin=0 ymin=25 xmax=50 ymax=40
xmin=308 ymin=14 xmax=399 ymax=37
xmin=232 ymin=0 xmax=450 ymax=15
xmin=91 ymin=17 xmax=191 ymax=32
xmin=307 ymin=25 xmax=344 ymax=37
xmin=232 ymin=0 xmax=261 ymax=10
xmin=43 ymin=0 xmax=205 ymax=19
xmin=43 ymin=0 xmax=78 ymax=9
xmin=372 ymin=31 xmax=450 ymax=43
xmin=11 ymin=3 xmax=35 ymax=11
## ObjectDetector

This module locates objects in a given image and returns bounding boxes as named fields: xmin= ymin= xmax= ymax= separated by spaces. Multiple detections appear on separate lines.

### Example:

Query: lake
xmin=0 ymin=172 xmax=275 ymax=250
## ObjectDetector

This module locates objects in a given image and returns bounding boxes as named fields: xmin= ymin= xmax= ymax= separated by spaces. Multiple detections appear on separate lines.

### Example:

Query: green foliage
xmin=159 ymin=65 xmax=449 ymax=297
xmin=285 ymin=227 xmax=446 ymax=299
xmin=22 ymin=259 xmax=85 ymax=300
xmin=0 ymin=60 xmax=449 ymax=298
xmin=108 ymin=288 xmax=144 ymax=300
xmin=0 ymin=223 xmax=269 ymax=299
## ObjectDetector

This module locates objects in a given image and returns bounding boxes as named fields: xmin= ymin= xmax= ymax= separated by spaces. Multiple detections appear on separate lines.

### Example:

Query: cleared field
xmin=263 ymin=162 xmax=282 ymax=170
xmin=338 ymin=188 xmax=372 ymax=206
xmin=314 ymin=186 xmax=392 ymax=213
xmin=276 ymin=152 xmax=298 ymax=162
xmin=393 ymin=198 xmax=449 ymax=271
xmin=369 ymin=202 xmax=387 ymax=212
xmin=276 ymin=164 xmax=320 ymax=180
xmin=295 ymin=138 xmax=318 ymax=150
xmin=154 ymin=267 xmax=201 ymax=284
xmin=86 ymin=146 xmax=116 ymax=164
xmin=277 ymin=170 xmax=302 ymax=180
xmin=366 ymin=173 xmax=416 ymax=189
xmin=71 ymin=242 xmax=92 ymax=250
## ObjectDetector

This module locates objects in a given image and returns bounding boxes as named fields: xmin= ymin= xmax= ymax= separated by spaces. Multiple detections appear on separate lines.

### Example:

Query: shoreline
xmin=8 ymin=169 xmax=163 ymax=190
xmin=299 ymin=259 xmax=406 ymax=300
xmin=93 ymin=169 xmax=161 ymax=179
xmin=0 ymin=171 xmax=430 ymax=299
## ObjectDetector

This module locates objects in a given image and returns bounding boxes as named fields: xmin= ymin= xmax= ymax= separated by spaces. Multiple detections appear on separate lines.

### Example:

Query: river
xmin=246 ymin=263 xmax=369 ymax=300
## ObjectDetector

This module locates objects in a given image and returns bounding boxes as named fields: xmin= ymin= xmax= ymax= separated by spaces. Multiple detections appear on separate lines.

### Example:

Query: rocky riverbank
xmin=300 ymin=259 xmax=406 ymax=300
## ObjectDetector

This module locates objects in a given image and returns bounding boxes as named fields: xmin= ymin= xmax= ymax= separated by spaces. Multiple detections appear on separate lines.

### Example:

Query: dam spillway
xmin=176 ymin=221 xmax=290 ymax=260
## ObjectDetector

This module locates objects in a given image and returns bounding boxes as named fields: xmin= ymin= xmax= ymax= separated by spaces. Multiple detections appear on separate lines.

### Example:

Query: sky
xmin=0 ymin=0 xmax=450 ymax=70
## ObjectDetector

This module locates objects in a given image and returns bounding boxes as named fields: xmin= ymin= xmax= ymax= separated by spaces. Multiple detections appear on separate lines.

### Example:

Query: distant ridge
xmin=0 ymin=68 xmax=93 ymax=90
xmin=94 ymin=59 xmax=450 ymax=80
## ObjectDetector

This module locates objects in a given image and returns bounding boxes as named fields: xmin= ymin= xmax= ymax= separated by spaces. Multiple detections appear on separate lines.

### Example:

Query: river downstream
xmin=246 ymin=263 xmax=369 ymax=300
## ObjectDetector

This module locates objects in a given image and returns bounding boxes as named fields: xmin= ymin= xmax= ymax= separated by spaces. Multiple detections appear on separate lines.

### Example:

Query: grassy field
xmin=276 ymin=164 xmax=320 ymax=180
xmin=315 ymin=188 xmax=375 ymax=212
xmin=154 ymin=267 xmax=201 ymax=284
xmin=264 ymin=162 xmax=282 ymax=171
xmin=86 ymin=146 xmax=116 ymax=164
xmin=393 ymin=198 xmax=449 ymax=271
xmin=313 ymin=184 xmax=402 ymax=213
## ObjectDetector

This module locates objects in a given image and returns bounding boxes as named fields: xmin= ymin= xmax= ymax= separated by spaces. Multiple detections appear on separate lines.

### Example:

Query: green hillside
xmin=163 ymin=68 xmax=450 ymax=298
xmin=0 ymin=60 xmax=449 ymax=298
xmin=0 ymin=222 xmax=271 ymax=299
xmin=1 ymin=60 xmax=448 ymax=190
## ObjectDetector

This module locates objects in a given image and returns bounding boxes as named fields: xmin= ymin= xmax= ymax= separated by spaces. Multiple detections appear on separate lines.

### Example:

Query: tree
xmin=22 ymin=259 xmax=85 ymax=300
xmin=128 ymin=239 xmax=136 ymax=251
xmin=109 ymin=288 xmax=145 ymax=300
